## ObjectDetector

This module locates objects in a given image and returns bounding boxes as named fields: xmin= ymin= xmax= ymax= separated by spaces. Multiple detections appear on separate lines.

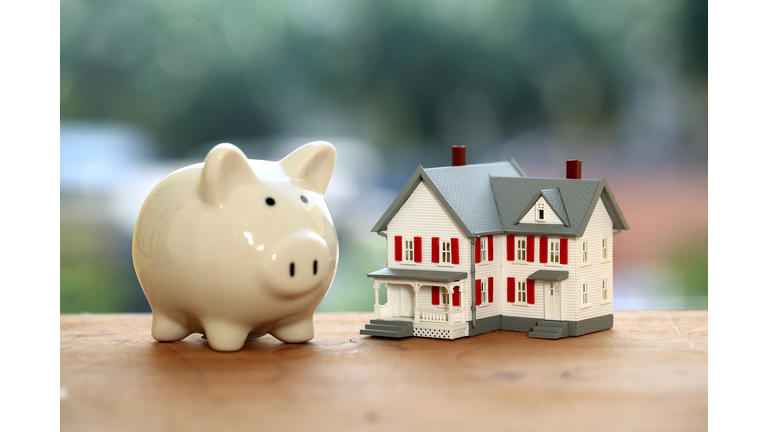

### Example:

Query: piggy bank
xmin=132 ymin=142 xmax=338 ymax=352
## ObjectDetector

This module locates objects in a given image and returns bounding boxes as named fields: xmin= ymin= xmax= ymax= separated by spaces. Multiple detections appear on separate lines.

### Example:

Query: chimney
xmin=452 ymin=146 xmax=466 ymax=166
xmin=566 ymin=160 xmax=582 ymax=179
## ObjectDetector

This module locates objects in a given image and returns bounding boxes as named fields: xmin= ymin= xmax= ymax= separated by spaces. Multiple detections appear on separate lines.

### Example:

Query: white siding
xmin=387 ymin=181 xmax=470 ymax=274
xmin=518 ymin=196 xmax=564 ymax=225
xmin=574 ymin=198 xmax=614 ymax=321
xmin=473 ymin=234 xmax=502 ymax=320
xmin=499 ymin=231 xmax=575 ymax=321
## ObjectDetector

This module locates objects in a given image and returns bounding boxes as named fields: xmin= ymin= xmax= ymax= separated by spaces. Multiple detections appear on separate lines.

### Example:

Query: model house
xmin=360 ymin=146 xmax=629 ymax=340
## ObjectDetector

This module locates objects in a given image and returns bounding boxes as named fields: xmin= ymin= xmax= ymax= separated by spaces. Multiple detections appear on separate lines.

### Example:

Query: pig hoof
xmin=270 ymin=316 xmax=314 ymax=343
xmin=202 ymin=320 xmax=249 ymax=352
xmin=151 ymin=313 xmax=191 ymax=342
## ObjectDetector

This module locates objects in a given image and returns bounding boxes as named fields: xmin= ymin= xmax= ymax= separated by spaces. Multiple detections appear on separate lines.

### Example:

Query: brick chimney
xmin=452 ymin=146 xmax=466 ymax=166
xmin=566 ymin=160 xmax=582 ymax=179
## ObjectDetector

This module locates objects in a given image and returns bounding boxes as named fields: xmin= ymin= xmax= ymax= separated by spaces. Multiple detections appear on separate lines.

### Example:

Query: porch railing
xmin=418 ymin=309 xmax=463 ymax=324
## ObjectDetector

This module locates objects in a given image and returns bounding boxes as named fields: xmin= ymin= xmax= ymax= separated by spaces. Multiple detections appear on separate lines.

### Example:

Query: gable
xmin=518 ymin=196 xmax=565 ymax=225
xmin=388 ymin=181 xmax=464 ymax=238
xmin=371 ymin=160 xmax=524 ymax=237
xmin=491 ymin=177 xmax=629 ymax=237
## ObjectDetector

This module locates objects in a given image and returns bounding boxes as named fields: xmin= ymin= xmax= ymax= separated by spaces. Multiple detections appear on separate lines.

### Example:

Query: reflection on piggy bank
xmin=132 ymin=142 xmax=338 ymax=352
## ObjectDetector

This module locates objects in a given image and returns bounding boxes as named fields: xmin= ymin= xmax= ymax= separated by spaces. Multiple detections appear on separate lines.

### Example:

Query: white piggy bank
xmin=132 ymin=142 xmax=338 ymax=352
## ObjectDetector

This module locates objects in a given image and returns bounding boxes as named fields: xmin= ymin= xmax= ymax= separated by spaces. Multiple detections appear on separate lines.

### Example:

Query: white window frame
xmin=441 ymin=240 xmax=452 ymax=264
xmin=480 ymin=238 xmax=488 ymax=262
xmin=516 ymin=280 xmax=527 ymax=303
xmin=516 ymin=238 xmax=527 ymax=262
xmin=601 ymin=236 xmax=609 ymax=262
xmin=549 ymin=238 xmax=560 ymax=264
xmin=582 ymin=240 xmax=589 ymax=264
xmin=535 ymin=202 xmax=546 ymax=222
xmin=581 ymin=282 xmax=589 ymax=306
xmin=403 ymin=239 xmax=414 ymax=263
xmin=441 ymin=288 xmax=450 ymax=306
xmin=481 ymin=280 xmax=488 ymax=304
xmin=601 ymin=278 xmax=609 ymax=303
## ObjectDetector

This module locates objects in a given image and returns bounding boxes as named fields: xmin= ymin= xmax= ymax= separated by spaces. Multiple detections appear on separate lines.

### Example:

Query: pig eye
xmin=300 ymin=195 xmax=308 ymax=203
xmin=265 ymin=197 xmax=275 ymax=206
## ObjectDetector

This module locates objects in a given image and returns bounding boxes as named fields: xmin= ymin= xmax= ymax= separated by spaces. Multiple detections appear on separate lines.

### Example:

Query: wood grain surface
xmin=61 ymin=311 xmax=707 ymax=432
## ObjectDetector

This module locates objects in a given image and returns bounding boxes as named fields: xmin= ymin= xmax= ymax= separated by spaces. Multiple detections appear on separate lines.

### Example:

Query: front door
xmin=400 ymin=285 xmax=414 ymax=317
xmin=545 ymin=282 xmax=562 ymax=321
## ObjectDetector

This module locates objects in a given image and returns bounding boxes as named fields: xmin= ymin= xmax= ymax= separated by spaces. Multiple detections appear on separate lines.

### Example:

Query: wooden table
xmin=61 ymin=311 xmax=707 ymax=432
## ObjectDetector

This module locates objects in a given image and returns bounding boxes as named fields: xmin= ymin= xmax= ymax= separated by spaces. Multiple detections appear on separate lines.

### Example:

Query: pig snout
xmin=261 ymin=230 xmax=330 ymax=298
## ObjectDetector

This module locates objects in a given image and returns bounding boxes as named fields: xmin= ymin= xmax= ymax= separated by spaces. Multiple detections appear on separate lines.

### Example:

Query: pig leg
xmin=201 ymin=319 xmax=250 ymax=352
xmin=270 ymin=315 xmax=315 ymax=343
xmin=151 ymin=312 xmax=192 ymax=342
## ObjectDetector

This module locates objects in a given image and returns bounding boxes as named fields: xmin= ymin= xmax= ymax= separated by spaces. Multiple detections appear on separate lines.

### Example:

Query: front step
xmin=528 ymin=320 xmax=569 ymax=340
xmin=360 ymin=319 xmax=414 ymax=338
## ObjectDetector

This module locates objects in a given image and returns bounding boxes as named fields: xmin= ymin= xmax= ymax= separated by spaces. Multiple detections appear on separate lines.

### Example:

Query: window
xmin=582 ymin=240 xmax=589 ymax=263
xmin=602 ymin=279 xmax=608 ymax=301
xmin=517 ymin=281 xmax=527 ymax=303
xmin=481 ymin=280 xmax=488 ymax=304
xmin=480 ymin=238 xmax=487 ymax=262
xmin=535 ymin=202 xmax=545 ymax=222
xmin=404 ymin=239 xmax=414 ymax=262
xmin=549 ymin=239 xmax=560 ymax=263
xmin=582 ymin=282 xmax=589 ymax=305
xmin=441 ymin=241 xmax=451 ymax=263
xmin=602 ymin=237 xmax=609 ymax=260
xmin=442 ymin=289 xmax=450 ymax=305
xmin=517 ymin=238 xmax=527 ymax=261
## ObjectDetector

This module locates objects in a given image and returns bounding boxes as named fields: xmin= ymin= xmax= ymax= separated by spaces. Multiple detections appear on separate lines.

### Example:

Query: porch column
xmin=458 ymin=281 xmax=467 ymax=322
xmin=413 ymin=283 xmax=421 ymax=323
xmin=372 ymin=281 xmax=381 ymax=319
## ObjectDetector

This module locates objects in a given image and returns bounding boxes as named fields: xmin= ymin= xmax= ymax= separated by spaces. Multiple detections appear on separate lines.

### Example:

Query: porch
xmin=364 ymin=268 xmax=469 ymax=339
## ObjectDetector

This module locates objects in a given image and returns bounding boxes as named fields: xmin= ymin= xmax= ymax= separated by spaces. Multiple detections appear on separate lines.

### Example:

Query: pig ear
xmin=200 ymin=143 xmax=259 ymax=205
xmin=278 ymin=141 xmax=336 ymax=194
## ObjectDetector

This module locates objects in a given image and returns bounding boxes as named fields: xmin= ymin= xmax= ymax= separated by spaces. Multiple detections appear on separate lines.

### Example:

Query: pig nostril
xmin=313 ymin=260 xmax=317 ymax=275
xmin=290 ymin=262 xmax=295 ymax=277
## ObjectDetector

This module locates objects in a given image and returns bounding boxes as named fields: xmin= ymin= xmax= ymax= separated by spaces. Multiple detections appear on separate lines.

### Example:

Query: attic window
xmin=535 ymin=202 xmax=546 ymax=222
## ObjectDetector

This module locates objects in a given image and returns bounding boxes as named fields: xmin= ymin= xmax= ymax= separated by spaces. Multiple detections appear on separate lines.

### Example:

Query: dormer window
xmin=535 ymin=202 xmax=546 ymax=222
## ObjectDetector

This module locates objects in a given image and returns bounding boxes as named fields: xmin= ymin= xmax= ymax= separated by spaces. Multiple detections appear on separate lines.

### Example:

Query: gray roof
xmin=371 ymin=160 xmax=525 ymax=237
xmin=371 ymin=159 xmax=628 ymax=238
xmin=367 ymin=268 xmax=468 ymax=283
xmin=490 ymin=177 xmax=629 ymax=237
xmin=528 ymin=269 xmax=570 ymax=281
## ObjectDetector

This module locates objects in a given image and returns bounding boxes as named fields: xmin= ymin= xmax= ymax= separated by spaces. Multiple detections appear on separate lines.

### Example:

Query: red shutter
xmin=431 ymin=237 xmax=439 ymax=263
xmin=414 ymin=237 xmax=422 ymax=263
xmin=508 ymin=277 xmax=515 ymax=302
xmin=526 ymin=236 xmax=534 ymax=262
xmin=488 ymin=236 xmax=494 ymax=261
xmin=475 ymin=238 xmax=481 ymax=263
xmin=431 ymin=286 xmax=439 ymax=305
xmin=507 ymin=235 xmax=514 ymax=261
xmin=527 ymin=278 xmax=535 ymax=304
xmin=451 ymin=238 xmax=460 ymax=264
xmin=540 ymin=236 xmax=548 ymax=263
xmin=475 ymin=279 xmax=481 ymax=306
xmin=394 ymin=236 xmax=403 ymax=261
xmin=561 ymin=238 xmax=568 ymax=265
xmin=452 ymin=286 xmax=460 ymax=306
xmin=488 ymin=277 xmax=494 ymax=303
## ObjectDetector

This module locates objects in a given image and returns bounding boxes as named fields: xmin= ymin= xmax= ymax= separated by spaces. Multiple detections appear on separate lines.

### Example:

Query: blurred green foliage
xmin=61 ymin=0 xmax=707 ymax=157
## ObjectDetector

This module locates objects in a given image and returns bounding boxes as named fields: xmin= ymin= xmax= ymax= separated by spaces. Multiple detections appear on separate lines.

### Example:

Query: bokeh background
xmin=60 ymin=0 xmax=707 ymax=313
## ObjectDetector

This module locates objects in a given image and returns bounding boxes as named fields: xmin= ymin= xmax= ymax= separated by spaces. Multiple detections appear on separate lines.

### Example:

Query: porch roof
xmin=367 ymin=268 xmax=467 ymax=283
xmin=528 ymin=269 xmax=570 ymax=281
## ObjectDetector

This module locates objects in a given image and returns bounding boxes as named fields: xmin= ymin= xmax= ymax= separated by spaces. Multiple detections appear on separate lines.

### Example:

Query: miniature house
xmin=361 ymin=146 xmax=629 ymax=340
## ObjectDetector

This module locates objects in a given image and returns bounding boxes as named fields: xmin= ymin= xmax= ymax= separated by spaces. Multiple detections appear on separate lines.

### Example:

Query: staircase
xmin=528 ymin=321 xmax=569 ymax=340
xmin=360 ymin=319 xmax=414 ymax=339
